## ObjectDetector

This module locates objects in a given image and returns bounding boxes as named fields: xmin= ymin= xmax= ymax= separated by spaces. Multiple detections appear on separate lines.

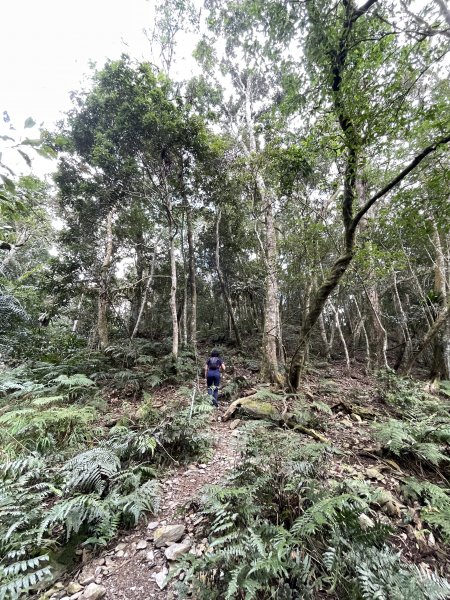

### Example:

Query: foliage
xmin=174 ymin=425 xmax=450 ymax=599
xmin=155 ymin=394 xmax=213 ymax=463
xmin=402 ymin=478 xmax=450 ymax=543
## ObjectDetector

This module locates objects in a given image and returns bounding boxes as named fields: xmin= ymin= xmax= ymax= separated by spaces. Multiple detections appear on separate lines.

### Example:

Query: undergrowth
xmin=0 ymin=347 xmax=212 ymax=599
xmin=174 ymin=423 xmax=450 ymax=599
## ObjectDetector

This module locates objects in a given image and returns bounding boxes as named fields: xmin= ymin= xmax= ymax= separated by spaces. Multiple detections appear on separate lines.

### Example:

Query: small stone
xmin=66 ymin=583 xmax=83 ymax=595
xmin=104 ymin=557 xmax=114 ymax=567
xmin=229 ymin=419 xmax=241 ymax=430
xmin=115 ymin=542 xmax=127 ymax=552
xmin=69 ymin=593 xmax=83 ymax=600
xmin=116 ymin=550 xmax=124 ymax=558
xmin=136 ymin=539 xmax=148 ymax=550
xmin=350 ymin=413 xmax=362 ymax=422
xmin=165 ymin=538 xmax=192 ymax=560
xmin=78 ymin=572 xmax=95 ymax=586
xmin=80 ymin=583 xmax=106 ymax=600
xmin=358 ymin=513 xmax=375 ymax=530
xmin=147 ymin=521 xmax=159 ymax=530
xmin=152 ymin=567 xmax=168 ymax=590
xmin=366 ymin=467 xmax=383 ymax=480
xmin=428 ymin=532 xmax=436 ymax=546
xmin=153 ymin=524 xmax=185 ymax=548
xmin=55 ymin=584 xmax=64 ymax=590
xmin=145 ymin=550 xmax=155 ymax=562
xmin=383 ymin=500 xmax=401 ymax=518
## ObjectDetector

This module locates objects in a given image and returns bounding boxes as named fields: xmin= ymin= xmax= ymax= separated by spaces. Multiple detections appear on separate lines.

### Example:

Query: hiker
xmin=204 ymin=349 xmax=226 ymax=407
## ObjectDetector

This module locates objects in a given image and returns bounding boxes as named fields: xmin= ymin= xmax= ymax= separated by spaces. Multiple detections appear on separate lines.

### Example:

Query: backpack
xmin=208 ymin=357 xmax=221 ymax=370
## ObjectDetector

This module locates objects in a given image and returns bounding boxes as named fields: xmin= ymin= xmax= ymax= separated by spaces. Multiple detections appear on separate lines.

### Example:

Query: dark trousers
xmin=206 ymin=370 xmax=220 ymax=406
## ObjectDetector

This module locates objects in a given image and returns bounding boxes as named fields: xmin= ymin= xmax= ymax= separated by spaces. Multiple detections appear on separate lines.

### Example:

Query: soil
xmin=86 ymin=414 xmax=238 ymax=600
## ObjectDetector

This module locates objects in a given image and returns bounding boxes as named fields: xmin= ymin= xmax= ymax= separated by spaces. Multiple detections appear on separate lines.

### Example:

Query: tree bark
xmin=366 ymin=283 xmax=388 ymax=369
xmin=98 ymin=210 xmax=113 ymax=350
xmin=167 ymin=196 xmax=179 ymax=361
xmin=215 ymin=208 xmax=242 ymax=347
xmin=130 ymin=229 xmax=144 ymax=332
xmin=186 ymin=204 xmax=197 ymax=347
xmin=330 ymin=300 xmax=351 ymax=371
xmin=430 ymin=223 xmax=450 ymax=379
xmin=131 ymin=241 xmax=158 ymax=340
xmin=404 ymin=303 xmax=450 ymax=374
xmin=262 ymin=192 xmax=280 ymax=382
xmin=392 ymin=271 xmax=412 ymax=371
xmin=242 ymin=72 xmax=280 ymax=380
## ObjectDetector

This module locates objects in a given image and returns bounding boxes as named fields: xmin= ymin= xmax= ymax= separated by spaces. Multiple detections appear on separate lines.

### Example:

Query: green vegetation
xmin=174 ymin=425 xmax=450 ymax=599
xmin=1 ymin=0 xmax=450 ymax=597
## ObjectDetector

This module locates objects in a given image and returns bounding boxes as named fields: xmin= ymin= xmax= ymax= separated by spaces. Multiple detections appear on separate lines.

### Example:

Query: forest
xmin=1 ymin=0 xmax=450 ymax=598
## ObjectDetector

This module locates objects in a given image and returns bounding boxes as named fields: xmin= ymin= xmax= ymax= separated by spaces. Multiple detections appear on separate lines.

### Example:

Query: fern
xmin=62 ymin=448 xmax=121 ymax=494
xmin=354 ymin=546 xmax=450 ymax=600
xmin=373 ymin=418 xmax=450 ymax=466
xmin=0 ymin=405 xmax=96 ymax=455
xmin=291 ymin=494 xmax=367 ymax=537
xmin=0 ymin=559 xmax=52 ymax=600
xmin=402 ymin=478 xmax=450 ymax=542
xmin=51 ymin=373 xmax=96 ymax=388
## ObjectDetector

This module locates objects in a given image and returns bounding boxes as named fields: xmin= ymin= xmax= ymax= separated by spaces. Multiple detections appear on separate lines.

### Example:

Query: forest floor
xmin=43 ymin=360 xmax=450 ymax=600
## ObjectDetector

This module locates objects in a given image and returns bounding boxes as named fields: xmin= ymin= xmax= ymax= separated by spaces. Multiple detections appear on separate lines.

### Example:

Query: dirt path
xmin=75 ymin=417 xmax=240 ymax=600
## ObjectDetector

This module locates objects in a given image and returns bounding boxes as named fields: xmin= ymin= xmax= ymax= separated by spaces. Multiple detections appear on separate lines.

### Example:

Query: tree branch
xmin=350 ymin=133 xmax=450 ymax=236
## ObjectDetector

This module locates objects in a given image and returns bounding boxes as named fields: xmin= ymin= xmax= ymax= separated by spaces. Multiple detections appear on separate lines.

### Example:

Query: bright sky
xmin=1 ymin=0 xmax=157 ymax=128
xmin=1 ymin=0 xmax=203 ymax=178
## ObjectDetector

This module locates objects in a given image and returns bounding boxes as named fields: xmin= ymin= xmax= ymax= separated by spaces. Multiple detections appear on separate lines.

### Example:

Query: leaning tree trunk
xmin=404 ymin=303 xmax=450 ymax=375
xmin=288 ymin=0 xmax=450 ymax=390
xmin=98 ymin=210 xmax=113 ymax=350
xmin=215 ymin=209 xmax=242 ymax=347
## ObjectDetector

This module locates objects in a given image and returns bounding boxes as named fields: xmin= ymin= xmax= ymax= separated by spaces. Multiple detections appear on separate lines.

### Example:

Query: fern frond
xmin=62 ymin=448 xmax=121 ymax=494
xmin=51 ymin=373 xmax=96 ymax=388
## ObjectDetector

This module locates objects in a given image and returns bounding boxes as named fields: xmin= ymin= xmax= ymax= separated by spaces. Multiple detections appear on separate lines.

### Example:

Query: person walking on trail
xmin=205 ymin=349 xmax=226 ymax=407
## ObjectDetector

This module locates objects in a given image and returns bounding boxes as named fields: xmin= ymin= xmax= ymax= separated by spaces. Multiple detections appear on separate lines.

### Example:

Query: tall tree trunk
xmin=392 ymin=270 xmax=413 ymax=371
xmin=130 ymin=229 xmax=144 ymax=331
xmin=98 ymin=210 xmax=113 ymax=350
xmin=262 ymin=192 xmax=280 ymax=382
xmin=131 ymin=241 xmax=158 ymax=340
xmin=242 ymin=73 xmax=280 ymax=380
xmin=215 ymin=208 xmax=242 ymax=347
xmin=329 ymin=300 xmax=350 ymax=372
xmin=430 ymin=223 xmax=450 ymax=380
xmin=353 ymin=296 xmax=371 ymax=370
xmin=366 ymin=283 xmax=388 ymax=369
xmin=72 ymin=293 xmax=84 ymax=333
xmin=167 ymin=196 xmax=179 ymax=361
xmin=318 ymin=312 xmax=332 ymax=360
xmin=181 ymin=272 xmax=188 ymax=348
xmin=186 ymin=205 xmax=197 ymax=347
